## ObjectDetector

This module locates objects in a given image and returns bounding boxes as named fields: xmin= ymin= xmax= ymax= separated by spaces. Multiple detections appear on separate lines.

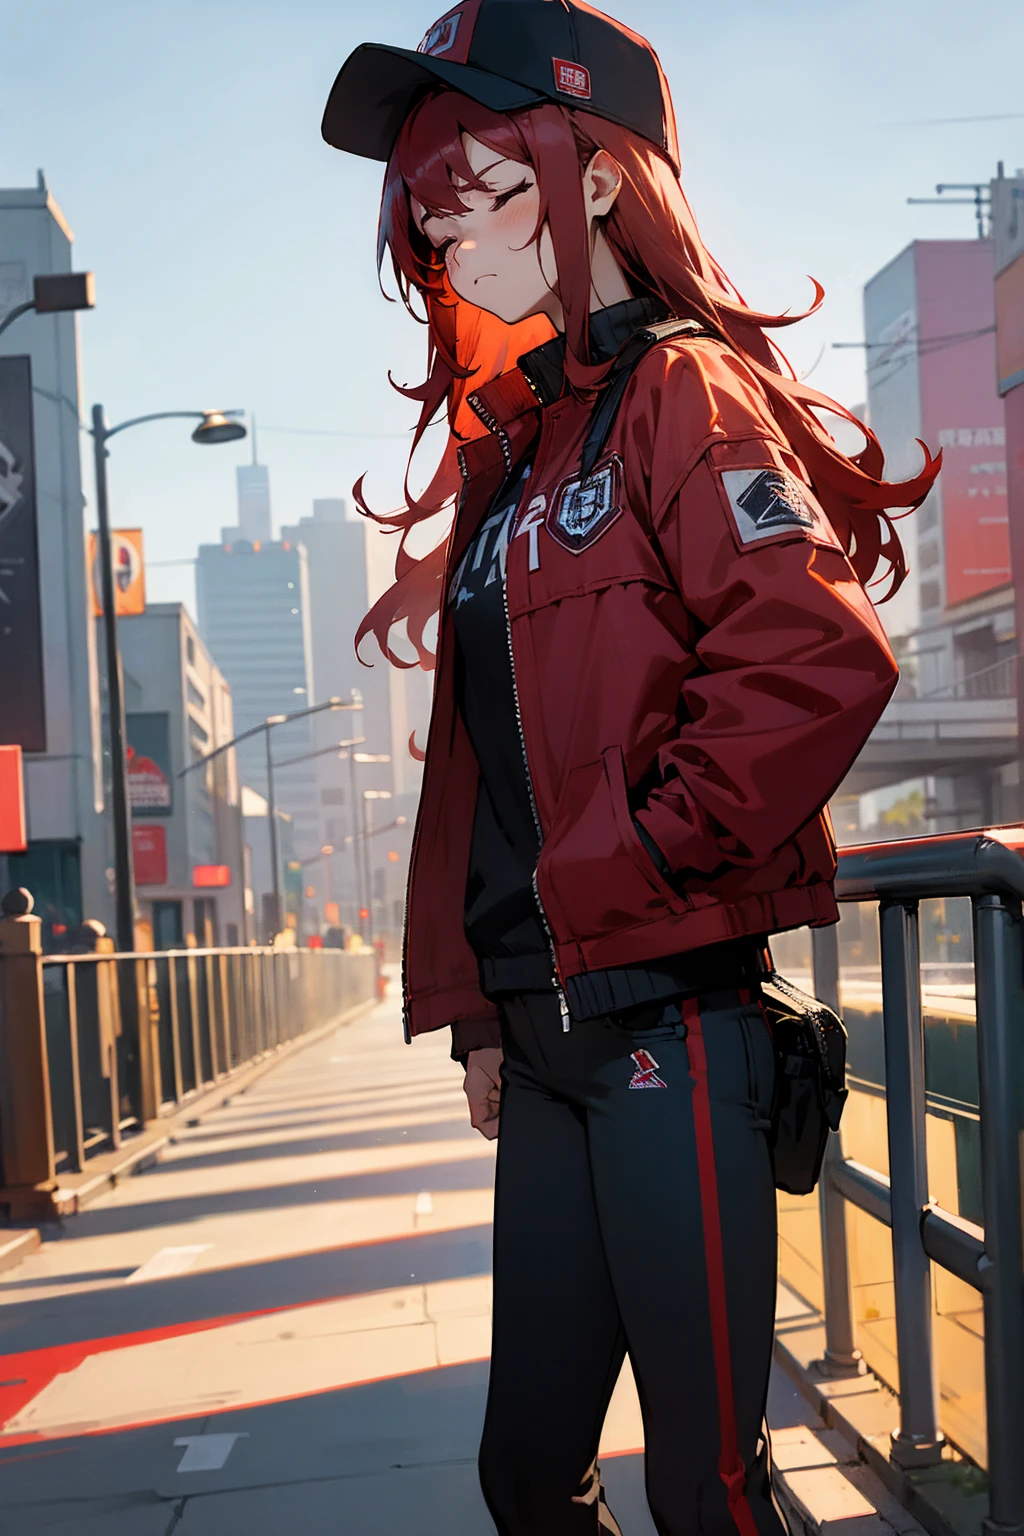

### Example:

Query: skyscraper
xmin=197 ymin=463 xmax=321 ymax=896
xmin=280 ymin=499 xmax=394 ymax=922
xmin=222 ymin=420 xmax=272 ymax=546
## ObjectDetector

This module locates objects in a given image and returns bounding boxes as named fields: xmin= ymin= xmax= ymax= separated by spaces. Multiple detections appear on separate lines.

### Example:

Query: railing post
xmin=133 ymin=957 xmax=162 ymax=1123
xmin=0 ymin=890 xmax=57 ymax=1215
xmin=811 ymin=922 xmax=864 ymax=1377
xmin=972 ymin=894 xmax=1024 ymax=1536
xmin=878 ymin=898 xmax=944 ymax=1467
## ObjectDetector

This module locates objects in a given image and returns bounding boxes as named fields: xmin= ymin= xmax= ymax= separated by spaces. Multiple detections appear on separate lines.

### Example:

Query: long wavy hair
xmin=356 ymin=87 xmax=938 ymax=672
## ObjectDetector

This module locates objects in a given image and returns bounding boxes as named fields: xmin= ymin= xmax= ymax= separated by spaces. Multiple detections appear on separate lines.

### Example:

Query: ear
xmin=582 ymin=149 xmax=623 ymax=221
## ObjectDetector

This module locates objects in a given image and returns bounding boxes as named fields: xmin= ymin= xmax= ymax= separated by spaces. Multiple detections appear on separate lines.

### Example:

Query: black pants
xmin=478 ymin=990 xmax=788 ymax=1536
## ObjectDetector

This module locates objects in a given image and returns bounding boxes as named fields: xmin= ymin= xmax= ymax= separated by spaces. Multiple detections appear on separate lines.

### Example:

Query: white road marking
xmin=414 ymin=1190 xmax=434 ymax=1216
xmin=174 ymin=1432 xmax=249 ymax=1472
xmin=125 ymin=1245 xmax=212 ymax=1284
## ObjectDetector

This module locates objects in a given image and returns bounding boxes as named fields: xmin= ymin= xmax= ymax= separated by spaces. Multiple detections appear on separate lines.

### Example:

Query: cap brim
xmin=322 ymin=42 xmax=547 ymax=162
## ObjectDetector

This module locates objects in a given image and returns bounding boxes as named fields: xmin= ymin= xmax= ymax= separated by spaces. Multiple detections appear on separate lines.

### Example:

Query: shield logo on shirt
xmin=548 ymin=455 xmax=622 ymax=553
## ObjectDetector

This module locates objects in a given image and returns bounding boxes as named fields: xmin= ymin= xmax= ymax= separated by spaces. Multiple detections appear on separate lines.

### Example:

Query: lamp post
xmin=342 ymin=751 xmax=391 ymax=939
xmin=181 ymin=704 xmax=364 ymax=941
xmin=91 ymin=406 xmax=246 ymax=951
xmin=361 ymin=789 xmax=392 ymax=942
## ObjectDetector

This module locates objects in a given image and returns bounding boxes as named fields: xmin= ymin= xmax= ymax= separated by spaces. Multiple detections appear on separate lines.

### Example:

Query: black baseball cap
xmin=321 ymin=0 xmax=679 ymax=173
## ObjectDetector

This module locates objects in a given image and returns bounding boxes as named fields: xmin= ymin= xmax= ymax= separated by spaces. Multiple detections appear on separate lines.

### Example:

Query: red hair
xmin=356 ymin=89 xmax=938 ymax=671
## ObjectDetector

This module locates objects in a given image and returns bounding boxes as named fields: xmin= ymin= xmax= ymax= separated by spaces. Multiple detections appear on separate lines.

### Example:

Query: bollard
xmin=0 ymin=888 xmax=58 ymax=1217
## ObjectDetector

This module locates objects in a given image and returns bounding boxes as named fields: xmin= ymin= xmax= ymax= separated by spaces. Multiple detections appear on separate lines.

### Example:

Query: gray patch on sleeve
xmin=722 ymin=467 xmax=837 ymax=548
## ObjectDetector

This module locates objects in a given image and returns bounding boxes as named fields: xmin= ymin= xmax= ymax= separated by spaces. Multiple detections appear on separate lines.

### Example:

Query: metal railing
xmin=0 ymin=897 xmax=379 ymax=1218
xmin=917 ymin=653 xmax=1017 ymax=702
xmin=812 ymin=829 xmax=1024 ymax=1535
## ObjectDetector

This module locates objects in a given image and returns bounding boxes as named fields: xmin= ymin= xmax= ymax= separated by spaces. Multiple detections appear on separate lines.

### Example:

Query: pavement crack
xmin=163 ymin=1496 xmax=188 ymax=1535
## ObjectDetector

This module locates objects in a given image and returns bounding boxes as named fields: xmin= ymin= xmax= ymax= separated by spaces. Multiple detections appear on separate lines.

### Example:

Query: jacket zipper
xmin=501 ymin=577 xmax=571 ymax=1031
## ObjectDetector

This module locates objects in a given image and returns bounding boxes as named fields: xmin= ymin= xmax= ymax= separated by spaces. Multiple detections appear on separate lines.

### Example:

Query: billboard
xmin=914 ymin=242 xmax=1010 ymax=609
xmin=88 ymin=528 xmax=146 ymax=617
xmin=126 ymin=712 xmax=173 ymax=815
xmin=0 ymin=356 xmax=46 ymax=750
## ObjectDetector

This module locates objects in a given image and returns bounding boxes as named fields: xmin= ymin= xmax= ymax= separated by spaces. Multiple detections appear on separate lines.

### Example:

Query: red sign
xmin=133 ymin=824 xmax=168 ymax=886
xmin=935 ymin=425 xmax=1009 ymax=606
xmin=307 ymin=934 xmax=323 ymax=949
xmin=127 ymin=745 xmax=171 ymax=811
xmin=193 ymin=864 xmax=231 ymax=888
xmin=553 ymin=58 xmax=591 ymax=98
xmin=0 ymin=745 xmax=26 ymax=852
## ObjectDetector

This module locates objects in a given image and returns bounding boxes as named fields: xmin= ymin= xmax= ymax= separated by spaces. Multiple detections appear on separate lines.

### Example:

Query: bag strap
xmin=579 ymin=317 xmax=714 ymax=483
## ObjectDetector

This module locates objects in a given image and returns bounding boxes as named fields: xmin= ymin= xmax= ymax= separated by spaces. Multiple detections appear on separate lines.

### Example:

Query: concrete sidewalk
xmin=0 ymin=981 xmax=924 ymax=1536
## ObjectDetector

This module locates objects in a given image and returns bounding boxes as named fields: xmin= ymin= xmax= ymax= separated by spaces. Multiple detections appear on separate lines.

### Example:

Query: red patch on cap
xmin=553 ymin=57 xmax=592 ymax=99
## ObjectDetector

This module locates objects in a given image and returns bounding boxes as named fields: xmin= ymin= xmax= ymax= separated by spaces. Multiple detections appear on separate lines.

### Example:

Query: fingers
xmin=464 ymin=1069 xmax=501 ymax=1140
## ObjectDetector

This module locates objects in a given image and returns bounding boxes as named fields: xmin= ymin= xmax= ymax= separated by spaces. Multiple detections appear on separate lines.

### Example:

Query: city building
xmin=857 ymin=233 xmax=1015 ymax=830
xmin=118 ymin=603 xmax=246 ymax=948
xmin=992 ymin=167 xmax=1024 ymax=782
xmin=196 ymin=537 xmax=319 ymax=867
xmin=0 ymin=173 xmax=111 ymax=942
xmin=222 ymin=425 xmax=272 ymax=546
xmin=279 ymin=498 xmax=394 ymax=926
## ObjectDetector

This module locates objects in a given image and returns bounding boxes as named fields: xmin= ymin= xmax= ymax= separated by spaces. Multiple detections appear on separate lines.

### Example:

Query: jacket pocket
xmin=538 ymin=746 xmax=690 ymax=943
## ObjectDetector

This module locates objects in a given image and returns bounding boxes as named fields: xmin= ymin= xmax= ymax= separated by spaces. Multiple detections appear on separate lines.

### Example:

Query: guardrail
xmin=0 ymin=891 xmax=379 ymax=1221
xmin=812 ymin=829 xmax=1024 ymax=1536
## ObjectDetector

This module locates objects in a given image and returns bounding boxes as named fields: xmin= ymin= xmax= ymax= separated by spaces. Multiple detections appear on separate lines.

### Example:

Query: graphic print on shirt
xmin=447 ymin=499 xmax=519 ymax=609
xmin=628 ymin=1049 xmax=667 ymax=1089
xmin=548 ymin=454 xmax=623 ymax=554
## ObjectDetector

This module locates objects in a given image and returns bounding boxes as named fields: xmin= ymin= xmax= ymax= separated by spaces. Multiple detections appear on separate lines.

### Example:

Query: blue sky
xmin=4 ymin=0 xmax=1022 ymax=612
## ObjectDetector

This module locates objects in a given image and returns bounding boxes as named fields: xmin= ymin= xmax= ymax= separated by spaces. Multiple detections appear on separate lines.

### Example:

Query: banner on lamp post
xmin=88 ymin=527 xmax=146 ymax=617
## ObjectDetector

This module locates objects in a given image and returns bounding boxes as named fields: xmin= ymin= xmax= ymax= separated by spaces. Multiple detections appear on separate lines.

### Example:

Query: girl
xmin=322 ymin=4 xmax=936 ymax=1532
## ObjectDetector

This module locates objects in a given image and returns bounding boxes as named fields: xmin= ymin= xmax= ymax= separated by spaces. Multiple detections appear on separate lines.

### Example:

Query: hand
xmin=464 ymin=1046 xmax=503 ymax=1140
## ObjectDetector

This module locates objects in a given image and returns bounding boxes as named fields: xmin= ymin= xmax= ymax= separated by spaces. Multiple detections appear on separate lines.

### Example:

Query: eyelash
xmin=490 ymin=180 xmax=530 ymax=211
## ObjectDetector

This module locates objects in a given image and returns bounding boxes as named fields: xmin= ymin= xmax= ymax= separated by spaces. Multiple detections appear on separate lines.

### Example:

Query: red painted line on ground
xmin=0 ymin=1351 xmax=493 ymax=1450
xmin=0 ymin=1304 xmax=295 ymax=1437
xmin=0 ymin=1209 xmax=494 ymax=1436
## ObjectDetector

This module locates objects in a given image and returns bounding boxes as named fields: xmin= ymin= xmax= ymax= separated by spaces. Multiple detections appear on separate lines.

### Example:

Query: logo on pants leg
xmin=628 ymin=1049 xmax=666 ymax=1089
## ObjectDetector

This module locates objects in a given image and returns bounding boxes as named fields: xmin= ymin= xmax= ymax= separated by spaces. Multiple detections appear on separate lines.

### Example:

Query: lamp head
xmin=192 ymin=410 xmax=247 ymax=446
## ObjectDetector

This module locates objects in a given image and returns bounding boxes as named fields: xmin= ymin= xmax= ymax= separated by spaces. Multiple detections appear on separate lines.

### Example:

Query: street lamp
xmin=92 ymin=405 xmax=247 ymax=951
xmin=361 ymin=789 xmax=393 ymax=943
xmin=181 ymin=703 xmax=364 ymax=940
xmin=0 ymin=271 xmax=95 ymax=340
xmin=343 ymin=751 xmax=391 ymax=939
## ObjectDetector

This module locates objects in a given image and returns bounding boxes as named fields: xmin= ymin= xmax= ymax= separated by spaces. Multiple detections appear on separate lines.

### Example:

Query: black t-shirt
xmin=452 ymin=459 xmax=556 ymax=994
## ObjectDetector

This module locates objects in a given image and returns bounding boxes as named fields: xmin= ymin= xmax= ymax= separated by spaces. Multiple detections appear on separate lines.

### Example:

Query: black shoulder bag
xmin=759 ymin=972 xmax=848 ymax=1196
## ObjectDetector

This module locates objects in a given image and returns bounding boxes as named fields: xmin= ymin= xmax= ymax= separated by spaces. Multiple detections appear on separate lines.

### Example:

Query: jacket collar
xmin=518 ymin=294 xmax=672 ymax=408
xmin=464 ymin=293 xmax=673 ymax=436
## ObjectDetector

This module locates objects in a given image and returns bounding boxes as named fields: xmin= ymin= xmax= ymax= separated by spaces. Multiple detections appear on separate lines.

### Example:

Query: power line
xmin=872 ymin=112 xmax=1024 ymax=127
xmin=260 ymin=423 xmax=425 ymax=441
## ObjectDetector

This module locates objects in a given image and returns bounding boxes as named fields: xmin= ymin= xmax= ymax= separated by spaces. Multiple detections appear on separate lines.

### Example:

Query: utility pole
xmin=92 ymin=408 xmax=136 ymax=954
xmin=907 ymin=180 xmax=992 ymax=239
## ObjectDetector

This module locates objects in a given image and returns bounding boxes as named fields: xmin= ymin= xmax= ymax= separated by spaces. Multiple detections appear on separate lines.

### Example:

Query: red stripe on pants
xmin=682 ymin=996 xmax=760 ymax=1536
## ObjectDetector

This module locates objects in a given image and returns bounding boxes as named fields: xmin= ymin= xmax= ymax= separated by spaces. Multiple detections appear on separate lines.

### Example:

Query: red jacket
xmin=402 ymin=334 xmax=897 ymax=1048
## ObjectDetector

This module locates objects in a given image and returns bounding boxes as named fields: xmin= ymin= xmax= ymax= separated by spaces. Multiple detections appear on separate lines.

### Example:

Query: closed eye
xmin=489 ymin=178 xmax=531 ymax=211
